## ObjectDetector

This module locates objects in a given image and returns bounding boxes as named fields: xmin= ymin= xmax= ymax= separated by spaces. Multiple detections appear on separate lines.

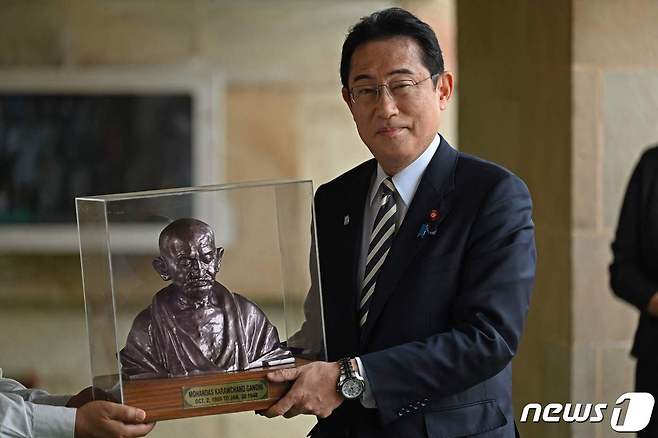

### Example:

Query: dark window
xmin=0 ymin=94 xmax=193 ymax=223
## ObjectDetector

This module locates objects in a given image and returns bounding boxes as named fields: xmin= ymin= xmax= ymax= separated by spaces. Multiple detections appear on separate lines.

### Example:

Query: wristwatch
xmin=336 ymin=357 xmax=365 ymax=399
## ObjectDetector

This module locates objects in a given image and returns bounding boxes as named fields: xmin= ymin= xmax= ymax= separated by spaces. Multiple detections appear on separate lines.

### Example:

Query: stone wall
xmin=0 ymin=1 xmax=457 ymax=437
xmin=0 ymin=2 xmax=390 ymax=437
xmin=460 ymin=1 xmax=658 ymax=437
xmin=572 ymin=2 xmax=658 ymax=437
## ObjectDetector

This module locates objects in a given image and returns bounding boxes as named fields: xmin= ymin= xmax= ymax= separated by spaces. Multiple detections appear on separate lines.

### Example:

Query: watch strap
xmin=340 ymin=357 xmax=354 ymax=377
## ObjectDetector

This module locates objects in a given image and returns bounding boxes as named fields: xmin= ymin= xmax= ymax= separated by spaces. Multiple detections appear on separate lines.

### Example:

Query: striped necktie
xmin=359 ymin=177 xmax=398 ymax=327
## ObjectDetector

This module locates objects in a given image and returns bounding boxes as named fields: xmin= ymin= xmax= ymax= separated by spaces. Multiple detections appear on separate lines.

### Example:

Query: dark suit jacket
xmin=311 ymin=137 xmax=536 ymax=438
xmin=610 ymin=145 xmax=658 ymax=359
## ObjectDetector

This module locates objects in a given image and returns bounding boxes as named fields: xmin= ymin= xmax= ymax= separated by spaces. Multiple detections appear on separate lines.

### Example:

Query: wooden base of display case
xmin=122 ymin=364 xmax=296 ymax=421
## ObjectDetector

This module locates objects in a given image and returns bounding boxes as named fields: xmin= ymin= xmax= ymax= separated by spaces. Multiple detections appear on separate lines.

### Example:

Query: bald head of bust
xmin=152 ymin=218 xmax=225 ymax=298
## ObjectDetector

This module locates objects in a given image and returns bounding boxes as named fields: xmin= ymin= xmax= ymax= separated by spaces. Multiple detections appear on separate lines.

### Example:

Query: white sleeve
xmin=1 ymin=375 xmax=76 ymax=438
xmin=355 ymin=357 xmax=377 ymax=408
xmin=8 ymin=388 xmax=71 ymax=407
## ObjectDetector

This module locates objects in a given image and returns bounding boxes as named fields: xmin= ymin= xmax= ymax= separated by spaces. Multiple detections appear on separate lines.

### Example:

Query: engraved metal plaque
xmin=182 ymin=379 xmax=269 ymax=409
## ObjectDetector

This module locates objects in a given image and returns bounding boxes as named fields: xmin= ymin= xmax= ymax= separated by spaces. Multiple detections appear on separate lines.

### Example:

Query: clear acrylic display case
xmin=76 ymin=180 xmax=325 ymax=421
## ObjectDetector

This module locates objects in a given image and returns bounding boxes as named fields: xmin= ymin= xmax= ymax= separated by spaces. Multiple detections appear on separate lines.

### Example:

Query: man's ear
xmin=152 ymin=256 xmax=170 ymax=281
xmin=341 ymin=87 xmax=355 ymax=118
xmin=437 ymin=72 xmax=454 ymax=111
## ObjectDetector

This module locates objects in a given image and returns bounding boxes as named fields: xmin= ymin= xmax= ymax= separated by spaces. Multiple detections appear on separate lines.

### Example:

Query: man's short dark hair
xmin=340 ymin=8 xmax=444 ymax=89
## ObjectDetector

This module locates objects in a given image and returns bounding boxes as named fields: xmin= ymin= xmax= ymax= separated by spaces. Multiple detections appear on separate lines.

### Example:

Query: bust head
xmin=152 ymin=218 xmax=224 ymax=298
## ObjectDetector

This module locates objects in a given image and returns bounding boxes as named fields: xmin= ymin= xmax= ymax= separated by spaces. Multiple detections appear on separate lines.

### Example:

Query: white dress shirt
xmin=0 ymin=368 xmax=75 ymax=438
xmin=355 ymin=134 xmax=442 ymax=408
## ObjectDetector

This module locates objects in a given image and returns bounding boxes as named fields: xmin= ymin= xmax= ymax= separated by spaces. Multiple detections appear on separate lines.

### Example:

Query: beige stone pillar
xmin=399 ymin=0 xmax=458 ymax=145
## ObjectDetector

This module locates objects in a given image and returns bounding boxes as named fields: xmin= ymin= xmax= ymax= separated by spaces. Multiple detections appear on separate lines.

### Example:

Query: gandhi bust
xmin=120 ymin=218 xmax=290 ymax=379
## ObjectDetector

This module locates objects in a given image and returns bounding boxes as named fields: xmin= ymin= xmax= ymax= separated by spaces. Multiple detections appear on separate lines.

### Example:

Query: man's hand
xmin=261 ymin=361 xmax=343 ymax=419
xmin=75 ymin=401 xmax=156 ymax=438
xmin=647 ymin=292 xmax=658 ymax=317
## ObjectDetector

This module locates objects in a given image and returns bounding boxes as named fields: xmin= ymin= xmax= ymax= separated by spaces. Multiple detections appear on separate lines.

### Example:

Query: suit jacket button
xmin=398 ymin=411 xmax=404 ymax=417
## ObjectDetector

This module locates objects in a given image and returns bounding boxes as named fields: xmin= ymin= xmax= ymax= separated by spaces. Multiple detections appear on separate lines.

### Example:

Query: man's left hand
xmin=261 ymin=361 xmax=343 ymax=418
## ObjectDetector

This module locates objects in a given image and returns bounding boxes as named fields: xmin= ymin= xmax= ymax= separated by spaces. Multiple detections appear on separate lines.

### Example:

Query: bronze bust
xmin=120 ymin=218 xmax=291 ymax=379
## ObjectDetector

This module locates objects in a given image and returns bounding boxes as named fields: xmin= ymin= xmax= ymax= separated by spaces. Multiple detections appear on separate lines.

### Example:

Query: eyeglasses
xmin=349 ymin=73 xmax=440 ymax=106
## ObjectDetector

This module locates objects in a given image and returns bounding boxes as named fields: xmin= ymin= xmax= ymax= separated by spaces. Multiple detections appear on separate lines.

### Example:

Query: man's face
xmin=160 ymin=226 xmax=219 ymax=296
xmin=342 ymin=36 xmax=453 ymax=175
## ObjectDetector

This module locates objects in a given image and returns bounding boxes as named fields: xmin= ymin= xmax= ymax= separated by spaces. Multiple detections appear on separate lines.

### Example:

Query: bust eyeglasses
xmin=348 ymin=73 xmax=441 ymax=106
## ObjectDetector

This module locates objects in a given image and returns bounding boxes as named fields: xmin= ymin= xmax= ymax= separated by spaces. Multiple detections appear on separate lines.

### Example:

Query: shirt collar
xmin=369 ymin=133 xmax=442 ymax=208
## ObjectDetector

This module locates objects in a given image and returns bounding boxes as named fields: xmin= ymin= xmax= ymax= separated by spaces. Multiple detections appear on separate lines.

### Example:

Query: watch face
xmin=341 ymin=378 xmax=364 ymax=399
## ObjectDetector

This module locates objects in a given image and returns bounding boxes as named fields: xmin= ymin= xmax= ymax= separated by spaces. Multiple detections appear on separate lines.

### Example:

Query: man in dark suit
xmin=610 ymin=145 xmax=658 ymax=437
xmin=263 ymin=8 xmax=536 ymax=437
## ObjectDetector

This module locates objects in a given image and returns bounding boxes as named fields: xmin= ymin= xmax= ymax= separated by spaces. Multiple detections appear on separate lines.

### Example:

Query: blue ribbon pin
xmin=417 ymin=223 xmax=429 ymax=238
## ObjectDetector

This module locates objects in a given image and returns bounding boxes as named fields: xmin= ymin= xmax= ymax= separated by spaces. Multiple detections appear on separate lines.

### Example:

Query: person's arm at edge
xmin=1 ymin=390 xmax=75 ymax=438
xmin=609 ymin=149 xmax=658 ymax=313
xmin=1 ymin=380 xmax=154 ymax=438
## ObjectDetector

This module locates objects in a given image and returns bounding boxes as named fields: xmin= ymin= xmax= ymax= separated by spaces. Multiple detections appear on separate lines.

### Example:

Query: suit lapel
xmin=360 ymin=138 xmax=459 ymax=345
xmin=336 ymin=160 xmax=376 ymax=345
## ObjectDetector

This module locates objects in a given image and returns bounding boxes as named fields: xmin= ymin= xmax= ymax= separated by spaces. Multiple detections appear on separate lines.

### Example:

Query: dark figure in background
xmin=121 ymin=218 xmax=290 ymax=378
xmin=610 ymin=145 xmax=658 ymax=438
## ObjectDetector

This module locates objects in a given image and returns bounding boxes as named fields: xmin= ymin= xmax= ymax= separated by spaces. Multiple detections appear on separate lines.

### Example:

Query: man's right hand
xmin=75 ymin=401 xmax=156 ymax=438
